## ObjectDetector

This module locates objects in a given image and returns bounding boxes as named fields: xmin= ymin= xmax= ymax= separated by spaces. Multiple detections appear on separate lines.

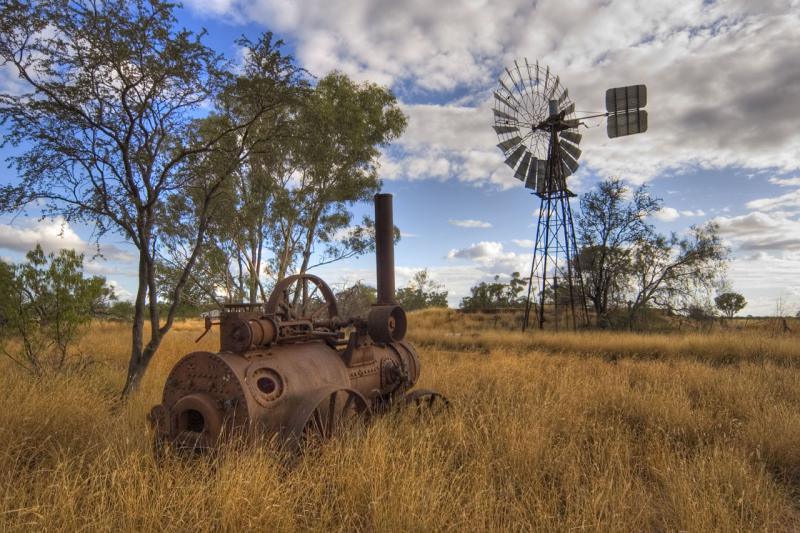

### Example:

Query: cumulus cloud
xmin=0 ymin=218 xmax=134 ymax=261
xmin=448 ymin=219 xmax=492 ymax=228
xmin=768 ymin=176 xmax=800 ymax=187
xmin=714 ymin=211 xmax=800 ymax=251
xmin=747 ymin=189 xmax=800 ymax=211
xmin=446 ymin=240 xmax=530 ymax=272
xmin=726 ymin=250 xmax=800 ymax=314
xmin=106 ymin=279 xmax=134 ymax=301
xmin=195 ymin=0 xmax=800 ymax=188
xmin=512 ymin=239 xmax=534 ymax=248
xmin=653 ymin=207 xmax=680 ymax=222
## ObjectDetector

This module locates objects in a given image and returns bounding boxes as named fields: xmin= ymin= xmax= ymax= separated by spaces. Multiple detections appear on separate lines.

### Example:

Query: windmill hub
xmin=491 ymin=59 xmax=648 ymax=330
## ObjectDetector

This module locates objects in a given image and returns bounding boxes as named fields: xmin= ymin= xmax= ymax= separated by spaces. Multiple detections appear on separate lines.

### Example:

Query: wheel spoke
xmin=308 ymin=284 xmax=320 ymax=300
xmin=342 ymin=392 xmax=354 ymax=414
xmin=309 ymin=301 xmax=329 ymax=318
xmin=313 ymin=408 xmax=325 ymax=438
xmin=302 ymin=278 xmax=309 ymax=316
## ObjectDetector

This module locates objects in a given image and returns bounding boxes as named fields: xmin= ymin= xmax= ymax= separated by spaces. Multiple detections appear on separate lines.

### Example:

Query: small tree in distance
xmin=715 ymin=292 xmax=747 ymax=318
xmin=0 ymin=245 xmax=114 ymax=375
xmin=396 ymin=269 xmax=448 ymax=311
xmin=460 ymin=272 xmax=527 ymax=310
xmin=335 ymin=281 xmax=377 ymax=317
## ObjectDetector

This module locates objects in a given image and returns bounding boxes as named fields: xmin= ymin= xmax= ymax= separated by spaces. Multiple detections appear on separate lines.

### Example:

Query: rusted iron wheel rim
xmin=404 ymin=388 xmax=450 ymax=415
xmin=265 ymin=273 xmax=339 ymax=321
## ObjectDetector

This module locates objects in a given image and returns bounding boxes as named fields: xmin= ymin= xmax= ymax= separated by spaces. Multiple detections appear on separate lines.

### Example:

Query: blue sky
xmin=1 ymin=0 xmax=799 ymax=315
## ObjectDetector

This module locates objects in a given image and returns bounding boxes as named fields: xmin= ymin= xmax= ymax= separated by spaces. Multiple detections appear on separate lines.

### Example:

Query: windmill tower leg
xmin=522 ymin=129 xmax=588 ymax=332
xmin=523 ymin=194 xmax=548 ymax=331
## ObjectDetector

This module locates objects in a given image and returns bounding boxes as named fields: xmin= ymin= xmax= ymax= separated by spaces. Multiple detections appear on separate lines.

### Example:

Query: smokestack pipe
xmin=374 ymin=193 xmax=395 ymax=305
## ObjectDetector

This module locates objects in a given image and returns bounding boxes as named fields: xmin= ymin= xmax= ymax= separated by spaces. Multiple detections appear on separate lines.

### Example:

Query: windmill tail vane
xmin=491 ymin=59 xmax=648 ymax=331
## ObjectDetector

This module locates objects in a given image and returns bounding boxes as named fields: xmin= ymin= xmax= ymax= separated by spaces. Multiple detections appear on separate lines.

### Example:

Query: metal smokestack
xmin=374 ymin=193 xmax=395 ymax=305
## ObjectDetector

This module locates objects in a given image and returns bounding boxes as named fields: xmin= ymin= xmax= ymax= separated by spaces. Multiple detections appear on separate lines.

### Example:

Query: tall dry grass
xmin=1 ymin=310 xmax=800 ymax=531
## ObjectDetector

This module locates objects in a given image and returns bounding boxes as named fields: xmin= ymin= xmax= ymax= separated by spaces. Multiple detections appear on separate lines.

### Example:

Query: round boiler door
xmin=245 ymin=366 xmax=285 ymax=406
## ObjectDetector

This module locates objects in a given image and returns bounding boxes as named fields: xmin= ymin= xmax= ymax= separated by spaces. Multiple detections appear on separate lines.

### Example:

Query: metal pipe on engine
xmin=374 ymin=193 xmax=396 ymax=305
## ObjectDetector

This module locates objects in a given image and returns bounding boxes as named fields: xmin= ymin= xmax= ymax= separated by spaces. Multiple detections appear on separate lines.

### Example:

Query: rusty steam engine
xmin=150 ymin=194 xmax=446 ymax=452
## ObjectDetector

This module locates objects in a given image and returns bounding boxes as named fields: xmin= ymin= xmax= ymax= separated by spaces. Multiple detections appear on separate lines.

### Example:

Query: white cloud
xmin=653 ymin=207 xmax=680 ymax=221
xmin=106 ymin=279 xmax=134 ymax=301
xmin=192 ymin=1 xmax=800 ymax=188
xmin=512 ymin=239 xmax=534 ymax=248
xmin=768 ymin=176 xmax=800 ymax=187
xmin=714 ymin=211 xmax=800 ymax=251
xmin=680 ymin=209 xmax=706 ymax=217
xmin=726 ymin=251 xmax=800 ymax=315
xmin=446 ymin=240 xmax=530 ymax=273
xmin=0 ymin=218 xmax=134 ymax=261
xmin=448 ymin=219 xmax=492 ymax=229
xmin=747 ymin=189 xmax=800 ymax=211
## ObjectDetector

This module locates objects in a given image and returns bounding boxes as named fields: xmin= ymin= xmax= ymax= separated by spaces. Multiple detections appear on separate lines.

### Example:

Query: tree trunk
xmin=122 ymin=247 xmax=150 ymax=397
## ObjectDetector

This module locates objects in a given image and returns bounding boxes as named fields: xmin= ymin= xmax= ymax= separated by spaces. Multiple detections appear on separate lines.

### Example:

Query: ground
xmin=1 ymin=309 xmax=799 ymax=531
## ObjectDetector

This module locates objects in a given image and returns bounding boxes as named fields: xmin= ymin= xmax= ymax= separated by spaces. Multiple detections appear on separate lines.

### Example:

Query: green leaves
xmin=0 ymin=245 xmax=114 ymax=375
xmin=715 ymin=292 xmax=747 ymax=318
xmin=397 ymin=270 xmax=448 ymax=311
xmin=460 ymin=272 xmax=526 ymax=311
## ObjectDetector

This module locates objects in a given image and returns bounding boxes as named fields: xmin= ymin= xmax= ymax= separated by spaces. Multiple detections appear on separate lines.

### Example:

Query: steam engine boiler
xmin=149 ymin=194 xmax=446 ymax=452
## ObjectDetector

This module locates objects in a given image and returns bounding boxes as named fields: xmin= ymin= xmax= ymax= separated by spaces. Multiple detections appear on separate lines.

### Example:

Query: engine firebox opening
xmin=179 ymin=408 xmax=206 ymax=433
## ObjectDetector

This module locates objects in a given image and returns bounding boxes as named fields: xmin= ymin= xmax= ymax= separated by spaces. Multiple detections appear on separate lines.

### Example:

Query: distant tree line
xmin=334 ymin=269 xmax=448 ymax=317
xmin=458 ymin=179 xmax=734 ymax=330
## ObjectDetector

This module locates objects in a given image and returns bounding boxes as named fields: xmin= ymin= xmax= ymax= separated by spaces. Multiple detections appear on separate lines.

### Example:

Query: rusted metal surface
xmin=374 ymin=193 xmax=396 ymax=305
xmin=150 ymin=193 xmax=447 ymax=454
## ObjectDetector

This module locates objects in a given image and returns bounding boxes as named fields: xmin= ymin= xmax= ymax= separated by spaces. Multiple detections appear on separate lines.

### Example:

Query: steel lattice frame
xmin=523 ymin=130 xmax=589 ymax=331
xmin=492 ymin=60 xmax=588 ymax=331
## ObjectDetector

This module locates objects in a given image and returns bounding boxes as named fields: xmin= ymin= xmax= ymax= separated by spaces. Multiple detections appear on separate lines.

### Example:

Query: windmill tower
xmin=491 ymin=60 xmax=648 ymax=330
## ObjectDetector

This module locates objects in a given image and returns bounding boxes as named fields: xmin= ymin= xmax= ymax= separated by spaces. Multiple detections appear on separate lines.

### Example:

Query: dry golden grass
xmin=2 ymin=310 xmax=800 ymax=531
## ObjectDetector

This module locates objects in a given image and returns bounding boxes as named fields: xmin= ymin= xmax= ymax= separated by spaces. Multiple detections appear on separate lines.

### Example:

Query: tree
xmin=0 ymin=246 xmax=113 ymax=374
xmin=396 ymin=270 xmax=448 ymax=311
xmin=715 ymin=292 xmax=747 ymax=318
xmin=165 ymin=71 xmax=407 ymax=305
xmin=460 ymin=272 xmax=527 ymax=310
xmin=577 ymin=178 xmax=660 ymax=326
xmin=0 ymin=2 xmax=301 ymax=394
xmin=335 ymin=282 xmax=377 ymax=317
xmin=627 ymin=223 xmax=728 ymax=328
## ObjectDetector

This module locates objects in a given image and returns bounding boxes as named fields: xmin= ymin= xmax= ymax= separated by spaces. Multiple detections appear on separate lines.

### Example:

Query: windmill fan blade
xmin=524 ymin=158 xmax=538 ymax=190
xmin=515 ymin=152 xmax=532 ymax=181
xmin=493 ymin=125 xmax=519 ymax=135
xmin=607 ymin=109 xmax=648 ymax=138
xmin=561 ymin=150 xmax=580 ymax=175
xmin=494 ymin=91 xmax=519 ymax=112
xmin=493 ymin=108 xmax=515 ymax=121
xmin=549 ymin=76 xmax=560 ymax=98
xmin=505 ymin=68 xmax=518 ymax=89
xmin=561 ymin=131 xmax=582 ymax=145
xmin=561 ymin=160 xmax=570 ymax=178
xmin=536 ymin=160 xmax=549 ymax=194
xmin=560 ymin=141 xmax=582 ymax=161
xmin=558 ymin=88 xmax=569 ymax=105
xmin=605 ymin=84 xmax=647 ymax=112
xmin=499 ymin=77 xmax=516 ymax=99
xmin=504 ymin=145 xmax=526 ymax=169
xmin=497 ymin=136 xmax=523 ymax=153
xmin=561 ymin=102 xmax=575 ymax=115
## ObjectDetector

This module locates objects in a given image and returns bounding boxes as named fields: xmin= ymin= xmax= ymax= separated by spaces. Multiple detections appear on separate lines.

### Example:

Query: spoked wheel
xmin=300 ymin=388 xmax=371 ymax=445
xmin=265 ymin=273 xmax=339 ymax=321
xmin=405 ymin=389 xmax=450 ymax=415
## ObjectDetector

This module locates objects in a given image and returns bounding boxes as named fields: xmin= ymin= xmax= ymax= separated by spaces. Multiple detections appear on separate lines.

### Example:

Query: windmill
xmin=491 ymin=59 xmax=647 ymax=330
